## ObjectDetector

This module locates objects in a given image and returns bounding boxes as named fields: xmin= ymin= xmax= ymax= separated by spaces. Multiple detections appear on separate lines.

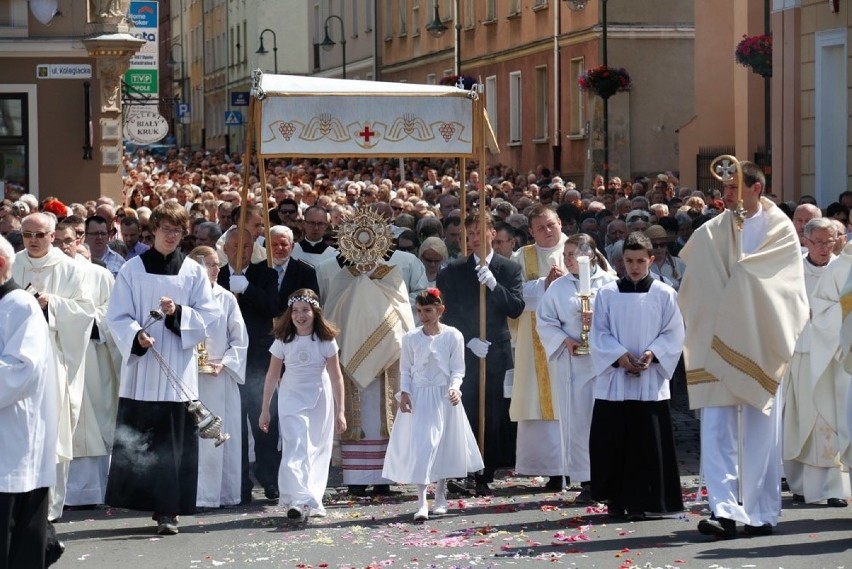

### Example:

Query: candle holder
xmin=574 ymin=293 xmax=593 ymax=356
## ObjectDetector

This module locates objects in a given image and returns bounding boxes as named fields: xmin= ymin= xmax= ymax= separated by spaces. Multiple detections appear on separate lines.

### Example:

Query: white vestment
xmin=536 ymin=268 xmax=617 ymax=481
xmin=12 ymin=248 xmax=94 ymax=519
xmin=197 ymin=284 xmax=247 ymax=508
xmin=291 ymin=241 xmax=338 ymax=269
xmin=783 ymin=246 xmax=851 ymax=502
xmin=0 ymin=287 xmax=58 ymax=494
xmin=509 ymin=236 xmax=567 ymax=475
xmin=387 ymin=249 xmax=429 ymax=310
xmin=383 ymin=326 xmax=484 ymax=484
xmin=66 ymin=261 xmax=121 ymax=506
xmin=315 ymin=255 xmax=344 ymax=305
xmin=270 ymin=336 xmax=338 ymax=511
xmin=106 ymin=256 xmax=219 ymax=402
xmin=590 ymin=280 xmax=684 ymax=402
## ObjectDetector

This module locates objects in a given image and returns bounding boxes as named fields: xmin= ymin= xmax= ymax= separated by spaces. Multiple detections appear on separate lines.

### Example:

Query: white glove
xmin=476 ymin=265 xmax=497 ymax=291
xmin=229 ymin=274 xmax=249 ymax=293
xmin=466 ymin=338 xmax=491 ymax=358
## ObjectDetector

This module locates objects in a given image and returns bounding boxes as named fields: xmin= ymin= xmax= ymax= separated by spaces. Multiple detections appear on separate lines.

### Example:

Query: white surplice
xmin=106 ymin=256 xmax=218 ymax=403
xmin=590 ymin=280 xmax=684 ymax=402
xmin=0 ymin=287 xmax=58 ymax=494
xmin=536 ymin=268 xmax=617 ymax=481
xmin=270 ymin=336 xmax=339 ymax=511
xmin=383 ymin=326 xmax=484 ymax=484
xmin=66 ymin=260 xmax=121 ymax=506
xmin=197 ymin=283 xmax=248 ymax=508
xmin=510 ymin=236 xmax=567 ymax=475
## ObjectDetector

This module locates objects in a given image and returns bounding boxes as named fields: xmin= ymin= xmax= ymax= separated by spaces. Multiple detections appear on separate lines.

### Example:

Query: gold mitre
xmin=335 ymin=207 xmax=394 ymax=274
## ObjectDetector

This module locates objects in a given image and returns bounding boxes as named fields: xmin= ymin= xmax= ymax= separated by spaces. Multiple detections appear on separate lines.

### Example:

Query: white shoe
xmin=413 ymin=506 xmax=428 ymax=522
xmin=431 ymin=500 xmax=448 ymax=516
xmin=309 ymin=506 xmax=327 ymax=518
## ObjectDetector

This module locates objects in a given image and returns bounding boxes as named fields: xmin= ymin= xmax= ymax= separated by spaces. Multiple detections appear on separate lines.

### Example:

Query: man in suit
xmin=218 ymin=227 xmax=281 ymax=503
xmin=269 ymin=225 xmax=319 ymax=308
xmin=437 ymin=212 xmax=525 ymax=495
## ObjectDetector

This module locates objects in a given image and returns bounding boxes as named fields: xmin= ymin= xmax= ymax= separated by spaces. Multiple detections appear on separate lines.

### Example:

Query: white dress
xmin=382 ymin=325 xmax=484 ymax=484
xmin=270 ymin=335 xmax=339 ymax=511
xmin=197 ymin=284 xmax=248 ymax=508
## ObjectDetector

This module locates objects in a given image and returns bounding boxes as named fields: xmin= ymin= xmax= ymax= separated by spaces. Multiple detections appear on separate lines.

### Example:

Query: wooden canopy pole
xmin=475 ymin=88 xmax=487 ymax=459
xmin=234 ymin=94 xmax=257 ymax=275
xmin=459 ymin=157 xmax=467 ymax=257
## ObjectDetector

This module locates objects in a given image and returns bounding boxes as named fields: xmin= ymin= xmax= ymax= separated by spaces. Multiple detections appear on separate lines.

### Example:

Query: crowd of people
xmin=0 ymin=146 xmax=851 ymax=567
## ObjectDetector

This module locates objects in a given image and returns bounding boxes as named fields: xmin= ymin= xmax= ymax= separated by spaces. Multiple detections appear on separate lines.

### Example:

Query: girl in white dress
xmin=382 ymin=288 xmax=484 ymax=521
xmin=259 ymin=288 xmax=346 ymax=522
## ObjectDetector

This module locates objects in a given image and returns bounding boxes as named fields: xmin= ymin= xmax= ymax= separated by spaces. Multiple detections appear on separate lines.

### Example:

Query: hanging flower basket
xmin=440 ymin=74 xmax=477 ymax=90
xmin=735 ymin=34 xmax=772 ymax=78
xmin=578 ymin=66 xmax=632 ymax=99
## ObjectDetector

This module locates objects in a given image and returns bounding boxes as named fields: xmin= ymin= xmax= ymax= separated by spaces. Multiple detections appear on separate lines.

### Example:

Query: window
xmin=485 ymin=0 xmax=496 ymax=21
xmin=569 ymin=57 xmax=585 ymax=137
xmin=412 ymin=0 xmax=419 ymax=36
xmin=426 ymin=73 xmax=437 ymax=85
xmin=351 ymin=0 xmax=358 ymax=36
xmin=384 ymin=0 xmax=392 ymax=39
xmin=508 ymin=0 xmax=521 ymax=16
xmin=485 ymin=75 xmax=498 ymax=139
xmin=365 ymin=0 xmax=373 ymax=32
xmin=398 ymin=0 xmax=407 ymax=35
xmin=534 ymin=66 xmax=548 ymax=140
xmin=509 ymin=71 xmax=522 ymax=144
xmin=0 ymin=93 xmax=30 ymax=195
xmin=533 ymin=0 xmax=548 ymax=9
xmin=463 ymin=0 xmax=474 ymax=29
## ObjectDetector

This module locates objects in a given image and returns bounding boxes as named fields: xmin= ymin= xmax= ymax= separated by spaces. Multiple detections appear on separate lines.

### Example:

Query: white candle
xmin=578 ymin=256 xmax=591 ymax=296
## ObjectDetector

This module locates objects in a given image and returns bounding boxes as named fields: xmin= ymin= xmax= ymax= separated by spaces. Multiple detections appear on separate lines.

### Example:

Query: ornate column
xmin=82 ymin=2 xmax=144 ymax=202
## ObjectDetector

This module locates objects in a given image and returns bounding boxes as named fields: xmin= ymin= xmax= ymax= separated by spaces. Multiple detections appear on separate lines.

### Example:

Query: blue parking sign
xmin=176 ymin=102 xmax=191 ymax=118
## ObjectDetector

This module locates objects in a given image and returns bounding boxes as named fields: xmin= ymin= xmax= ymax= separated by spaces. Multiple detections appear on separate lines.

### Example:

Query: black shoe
xmin=264 ymin=486 xmax=279 ymax=500
xmin=348 ymin=485 xmax=368 ymax=497
xmin=475 ymin=481 xmax=493 ymax=496
xmin=446 ymin=479 xmax=472 ymax=496
xmin=792 ymin=493 xmax=805 ymax=502
xmin=743 ymin=523 xmax=773 ymax=536
xmin=371 ymin=484 xmax=397 ymax=496
xmin=827 ymin=498 xmax=848 ymax=508
xmin=607 ymin=502 xmax=627 ymax=519
xmin=698 ymin=516 xmax=737 ymax=539
xmin=626 ymin=511 xmax=647 ymax=522
xmin=544 ymin=476 xmax=564 ymax=491
xmin=573 ymin=486 xmax=594 ymax=505
xmin=781 ymin=478 xmax=790 ymax=492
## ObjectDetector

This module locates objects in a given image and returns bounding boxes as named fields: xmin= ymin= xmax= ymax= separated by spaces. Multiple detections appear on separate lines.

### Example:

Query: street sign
xmin=125 ymin=109 xmax=169 ymax=144
xmin=225 ymin=111 xmax=243 ymax=126
xmin=36 ymin=64 xmax=92 ymax=79
xmin=176 ymin=102 xmax=191 ymax=118
xmin=231 ymin=92 xmax=250 ymax=106
xmin=125 ymin=69 xmax=158 ymax=95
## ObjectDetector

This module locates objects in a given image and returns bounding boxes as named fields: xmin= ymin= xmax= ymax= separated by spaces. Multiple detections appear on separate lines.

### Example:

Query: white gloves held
xmin=467 ymin=338 xmax=491 ymax=358
xmin=229 ymin=274 xmax=249 ymax=293
xmin=476 ymin=265 xmax=497 ymax=291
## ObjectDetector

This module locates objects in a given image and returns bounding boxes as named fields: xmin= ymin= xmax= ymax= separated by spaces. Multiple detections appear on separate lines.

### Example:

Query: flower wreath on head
xmin=288 ymin=295 xmax=320 ymax=308
xmin=425 ymin=287 xmax=443 ymax=303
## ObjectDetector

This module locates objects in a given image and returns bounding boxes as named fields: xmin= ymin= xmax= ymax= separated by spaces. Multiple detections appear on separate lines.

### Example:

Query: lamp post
xmin=425 ymin=1 xmax=460 ymax=76
xmin=320 ymin=15 xmax=347 ymax=79
xmin=167 ymin=42 xmax=189 ymax=147
xmin=256 ymin=28 xmax=279 ymax=74
xmin=566 ymin=0 xmax=610 ymax=184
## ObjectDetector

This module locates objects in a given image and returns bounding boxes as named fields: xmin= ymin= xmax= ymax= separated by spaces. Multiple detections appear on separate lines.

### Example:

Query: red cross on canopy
xmin=358 ymin=124 xmax=376 ymax=143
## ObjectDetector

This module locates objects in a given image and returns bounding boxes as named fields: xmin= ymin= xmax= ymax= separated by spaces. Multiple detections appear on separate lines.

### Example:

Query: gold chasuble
xmin=509 ymin=236 xmax=566 ymax=421
xmin=679 ymin=198 xmax=808 ymax=414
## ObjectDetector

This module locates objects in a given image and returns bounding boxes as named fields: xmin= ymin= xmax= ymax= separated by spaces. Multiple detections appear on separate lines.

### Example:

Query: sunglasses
xmin=628 ymin=214 xmax=650 ymax=222
xmin=22 ymin=231 xmax=49 ymax=239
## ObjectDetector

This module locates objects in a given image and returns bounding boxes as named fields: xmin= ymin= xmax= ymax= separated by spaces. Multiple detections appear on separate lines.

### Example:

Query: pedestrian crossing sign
xmin=224 ymin=111 xmax=243 ymax=126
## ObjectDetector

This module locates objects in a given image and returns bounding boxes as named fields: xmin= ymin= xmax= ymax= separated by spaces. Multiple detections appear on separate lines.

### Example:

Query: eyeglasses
xmin=157 ymin=226 xmax=184 ymax=237
xmin=421 ymin=257 xmax=443 ymax=265
xmin=392 ymin=206 xmax=403 ymax=212
xmin=22 ymin=231 xmax=49 ymax=239
xmin=74 ymin=230 xmax=85 ymax=238
xmin=86 ymin=231 xmax=109 ymax=238
xmin=807 ymin=238 xmax=835 ymax=249
xmin=202 ymin=262 xmax=221 ymax=270
xmin=279 ymin=208 xmax=297 ymax=215
xmin=627 ymin=214 xmax=650 ymax=222
xmin=53 ymin=237 xmax=76 ymax=246
xmin=651 ymin=241 xmax=668 ymax=249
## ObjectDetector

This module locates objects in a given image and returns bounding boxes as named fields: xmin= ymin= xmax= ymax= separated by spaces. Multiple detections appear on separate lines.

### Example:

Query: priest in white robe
xmin=191 ymin=245 xmax=248 ymax=509
xmin=105 ymin=203 xmax=218 ymax=536
xmin=536 ymin=234 xmax=616 ymax=500
xmin=0 ymin=235 xmax=59 ymax=568
xmin=680 ymin=162 xmax=808 ymax=539
xmin=783 ymin=225 xmax=850 ymax=506
xmin=12 ymin=213 xmax=94 ymax=521
xmin=50 ymin=223 xmax=121 ymax=508
xmin=509 ymin=206 xmax=568 ymax=489
xmin=589 ymin=232 xmax=685 ymax=520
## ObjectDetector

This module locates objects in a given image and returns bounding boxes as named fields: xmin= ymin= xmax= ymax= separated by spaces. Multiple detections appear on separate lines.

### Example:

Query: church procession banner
xmin=256 ymin=75 xmax=476 ymax=158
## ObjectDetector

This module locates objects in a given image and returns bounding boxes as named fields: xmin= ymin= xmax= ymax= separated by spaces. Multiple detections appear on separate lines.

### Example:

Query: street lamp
xmin=425 ymin=1 xmax=460 ymax=76
xmin=320 ymin=14 xmax=347 ymax=79
xmin=167 ymin=42 xmax=189 ymax=147
xmin=256 ymin=28 xmax=279 ymax=74
xmin=566 ymin=0 xmax=611 ymax=184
